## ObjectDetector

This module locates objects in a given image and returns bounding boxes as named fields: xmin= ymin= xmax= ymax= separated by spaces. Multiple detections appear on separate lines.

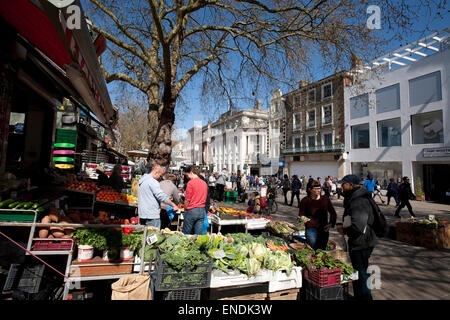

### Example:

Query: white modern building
xmin=344 ymin=29 xmax=450 ymax=202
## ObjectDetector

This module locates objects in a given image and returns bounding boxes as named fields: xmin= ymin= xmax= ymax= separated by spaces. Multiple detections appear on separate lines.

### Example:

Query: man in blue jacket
xmin=363 ymin=173 xmax=376 ymax=198
xmin=138 ymin=164 xmax=179 ymax=229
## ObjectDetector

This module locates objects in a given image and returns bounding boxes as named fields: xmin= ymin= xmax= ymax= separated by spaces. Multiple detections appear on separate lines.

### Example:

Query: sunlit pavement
xmin=211 ymin=190 xmax=450 ymax=300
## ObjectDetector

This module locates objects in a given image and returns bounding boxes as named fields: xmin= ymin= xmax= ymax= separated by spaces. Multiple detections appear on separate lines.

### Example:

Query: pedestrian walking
xmin=249 ymin=175 xmax=254 ymax=191
xmin=339 ymin=174 xmax=378 ymax=300
xmin=363 ymin=174 xmax=376 ymax=198
xmin=373 ymin=181 xmax=385 ymax=204
xmin=394 ymin=177 xmax=416 ymax=218
xmin=255 ymin=175 xmax=260 ymax=191
xmin=330 ymin=177 xmax=337 ymax=198
xmin=138 ymin=164 xmax=179 ymax=229
xmin=323 ymin=177 xmax=332 ymax=198
xmin=386 ymin=178 xmax=400 ymax=206
xmin=215 ymin=168 xmax=227 ymax=202
xmin=306 ymin=177 xmax=314 ymax=197
xmin=160 ymin=173 xmax=182 ymax=229
xmin=208 ymin=173 xmax=217 ymax=200
xmin=290 ymin=175 xmax=302 ymax=207
xmin=301 ymin=175 xmax=307 ymax=193
xmin=183 ymin=166 xmax=208 ymax=235
xmin=299 ymin=180 xmax=337 ymax=250
xmin=335 ymin=181 xmax=344 ymax=200
xmin=236 ymin=170 xmax=243 ymax=200
xmin=281 ymin=174 xmax=291 ymax=205
xmin=317 ymin=177 xmax=322 ymax=193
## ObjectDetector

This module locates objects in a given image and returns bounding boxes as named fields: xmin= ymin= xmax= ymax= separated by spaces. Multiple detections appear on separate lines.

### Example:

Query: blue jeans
xmin=305 ymin=228 xmax=329 ymax=250
xmin=349 ymin=247 xmax=374 ymax=300
xmin=182 ymin=207 xmax=205 ymax=235
xmin=140 ymin=218 xmax=161 ymax=229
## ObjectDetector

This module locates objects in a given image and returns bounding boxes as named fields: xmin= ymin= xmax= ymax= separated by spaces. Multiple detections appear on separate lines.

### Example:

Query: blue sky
xmin=104 ymin=1 xmax=449 ymax=133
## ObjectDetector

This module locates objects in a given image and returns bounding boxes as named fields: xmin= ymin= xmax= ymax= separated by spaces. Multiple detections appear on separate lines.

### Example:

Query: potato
xmin=48 ymin=234 xmax=54 ymax=239
xmin=62 ymin=235 xmax=72 ymax=239
xmin=41 ymin=216 xmax=51 ymax=224
xmin=38 ymin=228 xmax=49 ymax=238
xmin=52 ymin=231 xmax=65 ymax=238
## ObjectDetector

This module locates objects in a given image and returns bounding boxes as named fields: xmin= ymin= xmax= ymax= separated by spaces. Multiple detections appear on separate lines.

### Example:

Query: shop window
xmin=411 ymin=110 xmax=444 ymax=144
xmin=351 ymin=161 xmax=402 ymax=188
xmin=351 ymin=123 xmax=370 ymax=149
xmin=409 ymin=71 xmax=442 ymax=107
xmin=376 ymin=84 xmax=400 ymax=113
xmin=377 ymin=118 xmax=402 ymax=147
xmin=350 ymin=94 xmax=369 ymax=119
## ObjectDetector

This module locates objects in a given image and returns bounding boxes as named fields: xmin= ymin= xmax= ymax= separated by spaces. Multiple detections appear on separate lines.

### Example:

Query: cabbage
xmin=242 ymin=257 xmax=261 ymax=276
xmin=251 ymin=243 xmax=267 ymax=261
xmin=263 ymin=251 xmax=294 ymax=275
xmin=236 ymin=244 xmax=249 ymax=258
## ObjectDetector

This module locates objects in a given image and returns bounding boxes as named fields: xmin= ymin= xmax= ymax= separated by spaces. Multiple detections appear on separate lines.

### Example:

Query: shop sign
xmin=423 ymin=147 xmax=450 ymax=158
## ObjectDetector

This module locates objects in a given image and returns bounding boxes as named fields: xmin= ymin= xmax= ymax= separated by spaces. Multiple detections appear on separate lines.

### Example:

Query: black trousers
xmin=209 ymin=186 xmax=215 ymax=200
xmin=290 ymin=190 xmax=300 ymax=207
xmin=395 ymin=199 xmax=415 ymax=217
xmin=336 ymin=187 xmax=343 ymax=199
xmin=283 ymin=188 xmax=289 ymax=204
xmin=216 ymin=184 xmax=225 ymax=202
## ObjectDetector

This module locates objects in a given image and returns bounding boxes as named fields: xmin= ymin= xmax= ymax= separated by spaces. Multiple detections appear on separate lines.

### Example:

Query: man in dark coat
xmin=340 ymin=174 xmax=378 ymax=301
xmin=289 ymin=175 xmax=302 ymax=207
xmin=386 ymin=178 xmax=400 ymax=206
xmin=394 ymin=176 xmax=416 ymax=218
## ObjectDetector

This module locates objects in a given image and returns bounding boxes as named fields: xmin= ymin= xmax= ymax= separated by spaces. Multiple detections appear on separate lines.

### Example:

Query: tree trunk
xmin=147 ymin=93 xmax=176 ymax=168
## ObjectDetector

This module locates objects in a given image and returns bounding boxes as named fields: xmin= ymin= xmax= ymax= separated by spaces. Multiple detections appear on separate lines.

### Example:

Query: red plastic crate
xmin=304 ymin=267 xmax=341 ymax=288
xmin=33 ymin=239 xmax=75 ymax=251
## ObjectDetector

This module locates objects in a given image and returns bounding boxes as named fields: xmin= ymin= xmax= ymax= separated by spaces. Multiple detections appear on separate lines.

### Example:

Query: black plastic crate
xmin=162 ymin=289 xmax=201 ymax=300
xmin=302 ymin=277 xmax=348 ymax=300
xmin=3 ymin=263 xmax=45 ymax=294
xmin=155 ymin=251 xmax=212 ymax=291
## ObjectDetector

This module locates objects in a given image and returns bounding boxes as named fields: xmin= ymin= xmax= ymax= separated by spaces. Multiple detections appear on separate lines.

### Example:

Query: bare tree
xmin=83 ymin=0 xmax=446 ymax=166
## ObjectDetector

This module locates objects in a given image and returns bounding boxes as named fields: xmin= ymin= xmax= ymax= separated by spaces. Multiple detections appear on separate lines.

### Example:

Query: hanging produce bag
xmin=111 ymin=274 xmax=152 ymax=300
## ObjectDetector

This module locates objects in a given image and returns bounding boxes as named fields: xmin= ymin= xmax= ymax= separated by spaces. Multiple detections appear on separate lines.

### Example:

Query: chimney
xmin=351 ymin=55 xmax=363 ymax=69
xmin=298 ymin=80 xmax=309 ymax=88
xmin=256 ymin=100 xmax=263 ymax=110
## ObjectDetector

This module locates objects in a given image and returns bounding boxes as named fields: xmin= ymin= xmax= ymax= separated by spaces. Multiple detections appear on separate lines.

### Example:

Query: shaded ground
xmin=211 ymin=190 xmax=450 ymax=300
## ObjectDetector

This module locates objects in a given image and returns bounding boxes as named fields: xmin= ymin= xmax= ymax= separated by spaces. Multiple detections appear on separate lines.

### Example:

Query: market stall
xmin=395 ymin=216 xmax=449 ymax=249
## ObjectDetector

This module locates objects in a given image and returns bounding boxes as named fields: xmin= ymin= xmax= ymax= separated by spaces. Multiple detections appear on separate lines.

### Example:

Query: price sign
xmin=146 ymin=233 xmax=158 ymax=246
xmin=213 ymin=250 xmax=226 ymax=259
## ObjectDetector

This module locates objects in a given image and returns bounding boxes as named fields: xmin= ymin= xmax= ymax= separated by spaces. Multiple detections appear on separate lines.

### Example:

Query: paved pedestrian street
xmin=212 ymin=191 xmax=450 ymax=300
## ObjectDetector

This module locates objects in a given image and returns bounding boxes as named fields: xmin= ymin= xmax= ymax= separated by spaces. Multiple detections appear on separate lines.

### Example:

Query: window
xmin=376 ymin=84 xmax=400 ymax=113
xmin=322 ymin=83 xmax=332 ymax=100
xmin=294 ymin=113 xmax=301 ymax=130
xmin=352 ymin=123 xmax=370 ymax=149
xmin=411 ymin=110 xmax=443 ymax=144
xmin=294 ymin=137 xmax=301 ymax=149
xmin=377 ymin=118 xmax=401 ymax=147
xmin=409 ymin=71 xmax=442 ymax=107
xmin=307 ymin=89 xmax=315 ymax=105
xmin=308 ymin=136 xmax=316 ymax=147
xmin=256 ymin=135 xmax=260 ymax=153
xmin=322 ymin=104 xmax=332 ymax=125
xmin=350 ymin=94 xmax=369 ymax=119
xmin=324 ymin=133 xmax=333 ymax=146
xmin=294 ymin=94 xmax=301 ymax=109
xmin=307 ymin=109 xmax=316 ymax=128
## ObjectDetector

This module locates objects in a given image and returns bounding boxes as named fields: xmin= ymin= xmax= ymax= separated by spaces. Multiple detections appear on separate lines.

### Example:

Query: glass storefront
xmin=411 ymin=110 xmax=444 ymax=144
xmin=351 ymin=161 xmax=402 ymax=189
xmin=377 ymin=117 xmax=401 ymax=147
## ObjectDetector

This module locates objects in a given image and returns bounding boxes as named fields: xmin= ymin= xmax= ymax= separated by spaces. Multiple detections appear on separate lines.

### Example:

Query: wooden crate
xmin=219 ymin=293 xmax=267 ymax=300
xmin=208 ymin=282 xmax=269 ymax=300
xmin=70 ymin=257 xmax=133 ymax=277
xmin=266 ymin=288 xmax=299 ymax=300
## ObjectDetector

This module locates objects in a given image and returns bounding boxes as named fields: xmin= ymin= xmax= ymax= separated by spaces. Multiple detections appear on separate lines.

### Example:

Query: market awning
xmin=0 ymin=0 xmax=116 ymax=126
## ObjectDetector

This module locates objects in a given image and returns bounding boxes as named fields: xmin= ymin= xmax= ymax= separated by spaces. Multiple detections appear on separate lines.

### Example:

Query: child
xmin=247 ymin=193 xmax=256 ymax=213
xmin=373 ymin=180 xmax=385 ymax=204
